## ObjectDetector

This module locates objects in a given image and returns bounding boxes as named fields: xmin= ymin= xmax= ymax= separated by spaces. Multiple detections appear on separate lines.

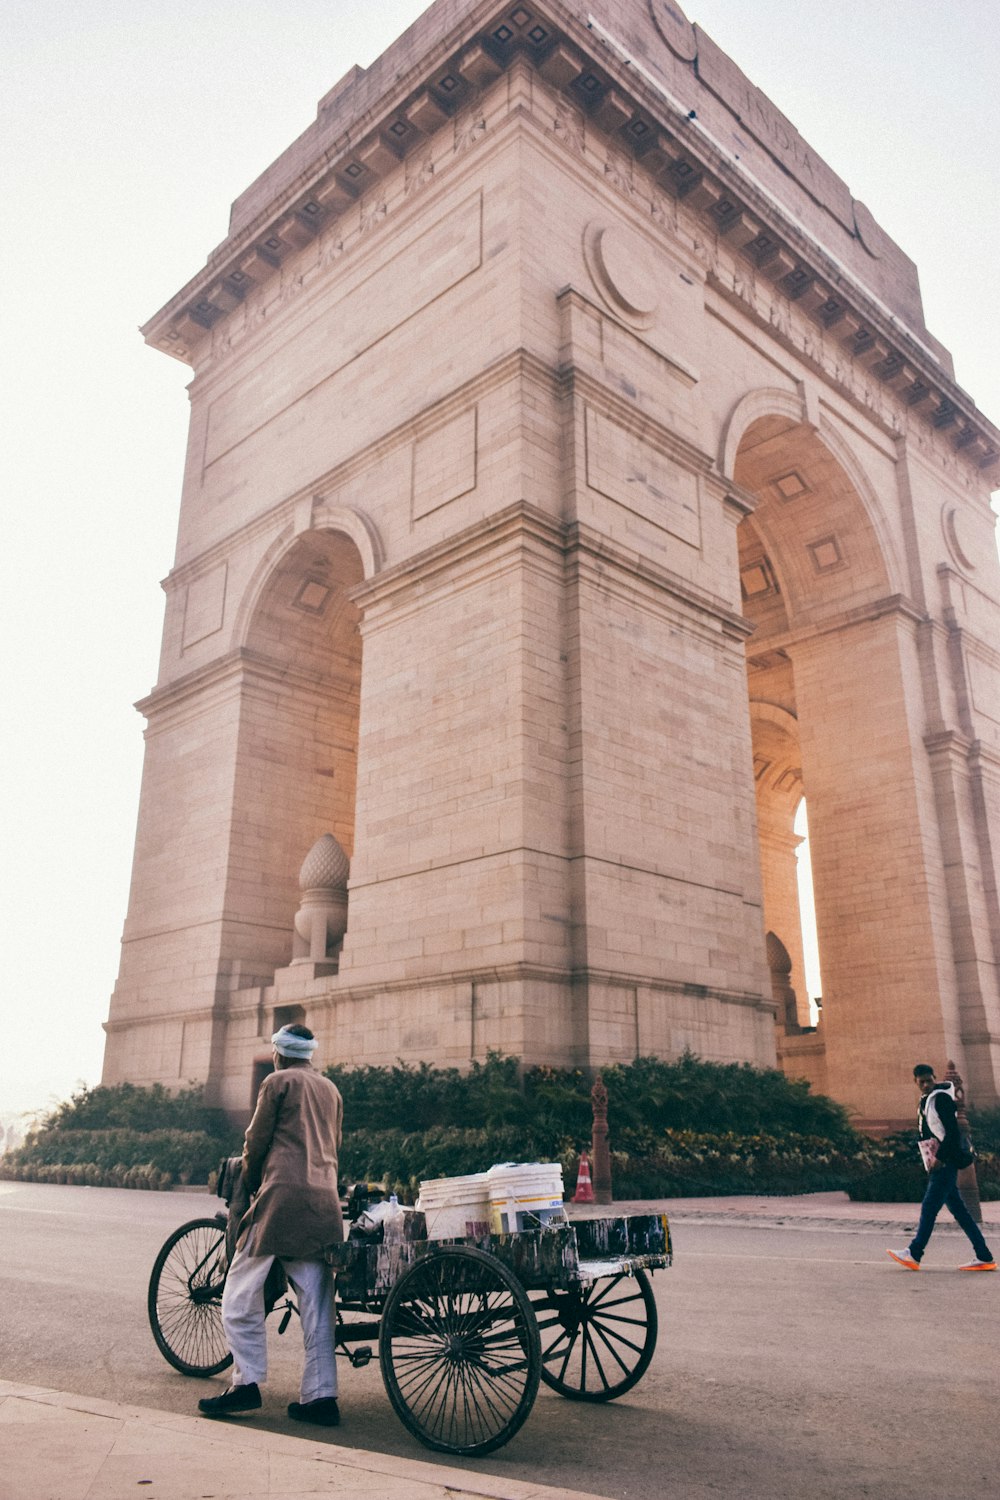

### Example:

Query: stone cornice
xmin=924 ymin=728 xmax=976 ymax=762
xmin=351 ymin=496 xmax=749 ymax=645
xmin=756 ymin=592 xmax=929 ymax=659
xmin=105 ymin=963 xmax=773 ymax=1026
xmin=136 ymin=647 xmax=339 ymax=725
xmin=969 ymin=741 xmax=1000 ymax=777
xmin=141 ymin=0 xmax=998 ymax=476
xmin=564 ymin=518 xmax=751 ymax=642
xmin=350 ymin=500 xmax=567 ymax=625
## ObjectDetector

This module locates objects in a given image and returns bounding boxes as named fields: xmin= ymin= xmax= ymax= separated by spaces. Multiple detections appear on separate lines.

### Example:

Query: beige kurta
xmin=239 ymin=1064 xmax=344 ymax=1258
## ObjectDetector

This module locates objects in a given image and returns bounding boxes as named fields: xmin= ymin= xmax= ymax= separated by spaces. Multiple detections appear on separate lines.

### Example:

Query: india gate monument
xmin=102 ymin=0 xmax=1000 ymax=1128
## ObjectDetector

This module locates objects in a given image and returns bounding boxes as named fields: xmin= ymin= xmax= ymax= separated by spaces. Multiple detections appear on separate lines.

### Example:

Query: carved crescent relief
xmin=648 ymin=0 xmax=698 ymax=61
xmin=942 ymin=503 xmax=978 ymax=573
xmin=583 ymin=221 xmax=661 ymax=326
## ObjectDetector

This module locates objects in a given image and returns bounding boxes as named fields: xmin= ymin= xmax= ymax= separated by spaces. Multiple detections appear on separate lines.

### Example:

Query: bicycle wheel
xmin=148 ymin=1218 xmax=233 ymax=1377
xmin=530 ymin=1268 xmax=657 ymax=1401
xmin=379 ymin=1245 xmax=540 ymax=1456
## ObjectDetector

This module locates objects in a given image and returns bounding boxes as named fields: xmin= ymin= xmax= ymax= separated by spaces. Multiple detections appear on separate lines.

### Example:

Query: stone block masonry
xmin=104 ymin=1 xmax=1000 ymax=1126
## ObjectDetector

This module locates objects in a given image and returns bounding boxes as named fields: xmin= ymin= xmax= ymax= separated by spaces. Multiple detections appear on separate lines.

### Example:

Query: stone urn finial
xmin=292 ymin=834 xmax=350 ymax=966
xmin=298 ymin=833 xmax=350 ymax=892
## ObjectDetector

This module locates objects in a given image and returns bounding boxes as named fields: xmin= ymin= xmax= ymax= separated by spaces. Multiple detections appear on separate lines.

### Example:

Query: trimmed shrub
xmin=40 ymin=1082 xmax=232 ymax=1138
xmin=1 ymin=1127 xmax=229 ymax=1184
xmin=326 ymin=1056 xmax=530 ymax=1133
xmin=337 ymin=1124 xmax=872 ymax=1202
xmin=328 ymin=1051 xmax=856 ymax=1146
xmin=0 ymin=1083 xmax=241 ymax=1187
xmin=969 ymin=1106 xmax=1000 ymax=1155
xmin=847 ymin=1132 xmax=1000 ymax=1202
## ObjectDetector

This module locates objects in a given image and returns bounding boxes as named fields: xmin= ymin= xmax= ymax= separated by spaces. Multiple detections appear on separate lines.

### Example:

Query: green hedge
xmin=846 ymin=1131 xmax=1000 ymax=1202
xmin=339 ymin=1125 xmax=872 ymax=1202
xmin=8 ymin=1060 xmax=997 ymax=1202
xmin=40 ymin=1082 xmax=232 ymax=1137
xmin=3 ymin=1127 xmax=226 ymax=1179
xmin=327 ymin=1053 xmax=857 ymax=1145
xmin=0 ymin=1083 xmax=239 ymax=1187
xmin=1 ymin=1160 xmax=174 ymax=1190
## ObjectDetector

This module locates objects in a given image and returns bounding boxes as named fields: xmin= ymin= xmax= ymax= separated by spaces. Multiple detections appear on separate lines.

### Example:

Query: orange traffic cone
xmin=573 ymin=1150 xmax=595 ymax=1204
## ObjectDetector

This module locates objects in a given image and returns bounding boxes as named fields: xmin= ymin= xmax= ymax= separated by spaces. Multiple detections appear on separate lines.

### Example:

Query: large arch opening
xmin=734 ymin=412 xmax=895 ymax=1102
xmin=226 ymin=528 xmax=365 ymax=981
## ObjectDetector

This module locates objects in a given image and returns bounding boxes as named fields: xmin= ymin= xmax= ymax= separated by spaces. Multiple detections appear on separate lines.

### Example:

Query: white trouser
xmin=221 ymin=1230 xmax=337 ymax=1401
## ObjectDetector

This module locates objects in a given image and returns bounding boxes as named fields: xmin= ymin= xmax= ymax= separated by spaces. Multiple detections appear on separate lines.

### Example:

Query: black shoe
xmin=288 ymin=1397 xmax=340 ymax=1426
xmin=198 ymin=1383 xmax=261 ymax=1418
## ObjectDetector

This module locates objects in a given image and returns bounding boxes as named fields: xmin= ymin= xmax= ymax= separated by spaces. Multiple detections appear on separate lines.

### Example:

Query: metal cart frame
xmin=148 ymin=1210 xmax=671 ymax=1456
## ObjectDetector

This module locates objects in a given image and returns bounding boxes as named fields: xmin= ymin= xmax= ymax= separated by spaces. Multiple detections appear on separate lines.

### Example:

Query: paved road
xmin=2 ymin=1181 xmax=996 ymax=1499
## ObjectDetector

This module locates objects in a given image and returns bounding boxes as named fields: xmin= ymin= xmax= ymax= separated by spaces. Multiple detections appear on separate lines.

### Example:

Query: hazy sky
xmin=3 ymin=1 xmax=998 ymax=1118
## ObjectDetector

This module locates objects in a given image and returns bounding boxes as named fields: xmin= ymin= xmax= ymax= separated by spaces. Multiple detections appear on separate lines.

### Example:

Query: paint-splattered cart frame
xmin=149 ymin=1212 xmax=671 ymax=1456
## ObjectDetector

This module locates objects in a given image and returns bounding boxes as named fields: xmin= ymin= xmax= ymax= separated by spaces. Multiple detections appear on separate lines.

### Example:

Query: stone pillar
xmin=791 ymin=609 xmax=962 ymax=1121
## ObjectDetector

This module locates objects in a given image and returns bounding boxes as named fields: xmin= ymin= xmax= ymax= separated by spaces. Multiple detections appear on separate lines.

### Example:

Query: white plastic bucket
xmin=487 ymin=1162 xmax=565 ymax=1234
xmin=416 ymin=1172 xmax=491 ymax=1240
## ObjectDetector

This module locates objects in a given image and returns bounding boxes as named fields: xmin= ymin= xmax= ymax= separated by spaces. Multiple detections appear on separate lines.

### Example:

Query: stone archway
xmin=732 ymin=411 xmax=953 ymax=1119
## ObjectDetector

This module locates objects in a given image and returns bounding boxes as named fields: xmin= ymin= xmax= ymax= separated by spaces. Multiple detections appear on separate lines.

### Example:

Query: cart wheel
xmin=379 ymin=1244 xmax=541 ymax=1456
xmin=148 ymin=1218 xmax=233 ymax=1377
xmin=531 ymin=1268 xmax=657 ymax=1401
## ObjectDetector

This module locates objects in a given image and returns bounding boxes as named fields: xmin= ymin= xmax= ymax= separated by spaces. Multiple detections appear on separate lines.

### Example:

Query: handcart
xmin=148 ymin=1202 xmax=671 ymax=1457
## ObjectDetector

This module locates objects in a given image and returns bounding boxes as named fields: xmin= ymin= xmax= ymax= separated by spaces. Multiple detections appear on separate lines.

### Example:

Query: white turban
xmin=271 ymin=1026 xmax=318 ymax=1059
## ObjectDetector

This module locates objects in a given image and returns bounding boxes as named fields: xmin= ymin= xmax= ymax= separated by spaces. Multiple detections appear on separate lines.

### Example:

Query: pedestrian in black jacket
xmin=887 ymin=1064 xmax=995 ymax=1271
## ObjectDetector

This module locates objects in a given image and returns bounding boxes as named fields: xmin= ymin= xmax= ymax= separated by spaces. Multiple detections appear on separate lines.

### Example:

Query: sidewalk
xmin=568 ymin=1188 xmax=1000 ymax=1233
xmin=0 ymin=1380 xmax=610 ymax=1500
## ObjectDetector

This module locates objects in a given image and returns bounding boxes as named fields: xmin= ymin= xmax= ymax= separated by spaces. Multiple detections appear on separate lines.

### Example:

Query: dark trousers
xmin=909 ymin=1163 xmax=993 ymax=1262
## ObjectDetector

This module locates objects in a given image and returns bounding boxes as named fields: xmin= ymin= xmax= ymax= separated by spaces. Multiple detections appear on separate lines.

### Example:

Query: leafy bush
xmin=330 ymin=1053 xmax=1000 ymax=1201
xmin=2 ymin=1127 xmax=230 ymax=1184
xmin=326 ymin=1056 xmax=531 ymax=1133
xmin=40 ymin=1082 xmax=232 ymax=1138
xmin=597 ymin=1055 xmax=856 ymax=1145
xmin=969 ymin=1106 xmax=1000 ymax=1155
xmin=328 ymin=1051 xmax=855 ymax=1146
xmin=0 ymin=1082 xmax=241 ymax=1187
xmin=337 ymin=1123 xmax=873 ymax=1202
xmin=23 ymin=1055 xmax=999 ymax=1202
xmin=847 ymin=1131 xmax=1000 ymax=1202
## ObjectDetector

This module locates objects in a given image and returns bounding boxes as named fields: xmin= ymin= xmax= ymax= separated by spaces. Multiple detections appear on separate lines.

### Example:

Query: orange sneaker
xmin=886 ymin=1249 xmax=920 ymax=1270
xmin=958 ymin=1259 xmax=997 ymax=1272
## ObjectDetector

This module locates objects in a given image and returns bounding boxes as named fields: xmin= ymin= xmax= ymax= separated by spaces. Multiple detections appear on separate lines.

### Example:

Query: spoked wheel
xmin=148 ymin=1218 xmax=233 ymax=1377
xmin=379 ymin=1244 xmax=541 ymax=1456
xmin=530 ymin=1268 xmax=657 ymax=1401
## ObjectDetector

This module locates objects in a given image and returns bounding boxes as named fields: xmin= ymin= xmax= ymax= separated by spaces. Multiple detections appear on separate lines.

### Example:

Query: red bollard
xmin=591 ymin=1074 xmax=613 ymax=1206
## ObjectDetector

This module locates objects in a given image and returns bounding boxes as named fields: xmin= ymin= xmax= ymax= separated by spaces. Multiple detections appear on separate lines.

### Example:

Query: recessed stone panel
xmin=204 ymin=191 xmax=484 ymax=469
xmin=412 ymin=407 xmax=478 ymax=521
xmin=182 ymin=564 xmax=227 ymax=649
xmin=585 ymin=406 xmax=701 ymax=547
xmin=807 ymin=535 xmax=844 ymax=574
xmin=968 ymin=651 xmax=1000 ymax=730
